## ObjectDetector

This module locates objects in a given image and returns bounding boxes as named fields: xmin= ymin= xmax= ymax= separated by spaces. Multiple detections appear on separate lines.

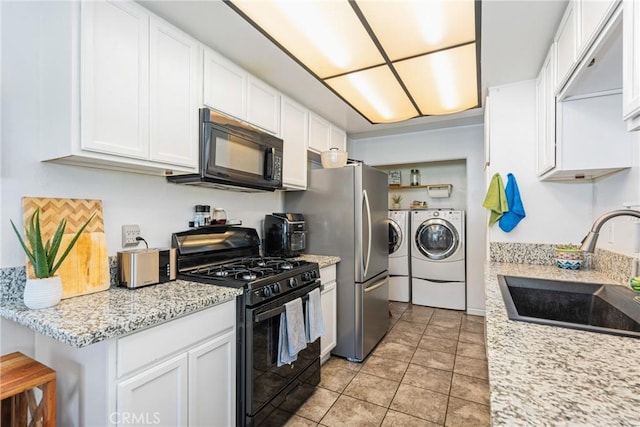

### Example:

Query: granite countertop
xmin=0 ymin=254 xmax=339 ymax=350
xmin=0 ymin=280 xmax=242 ymax=348
xmin=485 ymin=262 xmax=640 ymax=426
xmin=294 ymin=254 xmax=341 ymax=269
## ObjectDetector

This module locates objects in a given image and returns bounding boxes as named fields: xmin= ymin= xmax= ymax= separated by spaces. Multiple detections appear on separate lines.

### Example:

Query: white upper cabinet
xmin=149 ymin=17 xmax=199 ymax=167
xmin=329 ymin=125 xmax=347 ymax=152
xmin=281 ymin=96 xmax=308 ymax=190
xmin=247 ymin=76 xmax=281 ymax=135
xmin=203 ymin=48 xmax=247 ymax=121
xmin=623 ymin=0 xmax=640 ymax=130
xmin=40 ymin=0 xmax=199 ymax=175
xmin=81 ymin=0 xmax=150 ymax=160
xmin=579 ymin=0 xmax=618 ymax=56
xmin=203 ymin=50 xmax=281 ymax=135
xmin=536 ymin=45 xmax=557 ymax=176
xmin=555 ymin=1 xmax=580 ymax=93
xmin=308 ymin=112 xmax=332 ymax=153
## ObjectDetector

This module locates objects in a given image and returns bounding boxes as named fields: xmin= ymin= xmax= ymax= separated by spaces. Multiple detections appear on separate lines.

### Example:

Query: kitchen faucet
xmin=580 ymin=209 xmax=640 ymax=252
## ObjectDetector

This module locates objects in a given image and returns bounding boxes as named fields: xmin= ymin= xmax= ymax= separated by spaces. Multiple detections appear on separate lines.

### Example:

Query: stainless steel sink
xmin=498 ymin=275 xmax=640 ymax=338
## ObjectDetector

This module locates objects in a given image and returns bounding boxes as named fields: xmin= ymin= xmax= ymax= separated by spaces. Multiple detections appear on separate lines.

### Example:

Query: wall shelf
xmin=388 ymin=183 xmax=453 ymax=198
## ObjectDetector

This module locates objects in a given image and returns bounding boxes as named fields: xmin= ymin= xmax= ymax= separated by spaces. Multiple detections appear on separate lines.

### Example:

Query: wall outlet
xmin=122 ymin=224 xmax=141 ymax=247
xmin=607 ymin=222 xmax=615 ymax=244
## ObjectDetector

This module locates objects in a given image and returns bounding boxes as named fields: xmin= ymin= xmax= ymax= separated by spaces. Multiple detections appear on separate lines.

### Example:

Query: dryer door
xmin=387 ymin=218 xmax=403 ymax=255
xmin=415 ymin=218 xmax=459 ymax=260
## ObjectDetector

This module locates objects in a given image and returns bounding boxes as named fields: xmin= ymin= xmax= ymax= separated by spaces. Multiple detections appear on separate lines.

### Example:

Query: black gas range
xmin=172 ymin=226 xmax=321 ymax=427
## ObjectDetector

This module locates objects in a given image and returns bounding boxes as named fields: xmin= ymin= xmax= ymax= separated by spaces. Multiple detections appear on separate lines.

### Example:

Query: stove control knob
xmin=302 ymin=272 xmax=311 ymax=282
xmin=262 ymin=287 xmax=272 ymax=298
xmin=272 ymin=283 xmax=281 ymax=294
xmin=311 ymin=270 xmax=319 ymax=279
xmin=289 ymin=277 xmax=299 ymax=288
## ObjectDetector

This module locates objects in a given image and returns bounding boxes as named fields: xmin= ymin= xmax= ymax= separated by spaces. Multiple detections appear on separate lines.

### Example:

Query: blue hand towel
xmin=277 ymin=298 xmax=307 ymax=367
xmin=499 ymin=173 xmax=526 ymax=232
xmin=305 ymin=288 xmax=324 ymax=343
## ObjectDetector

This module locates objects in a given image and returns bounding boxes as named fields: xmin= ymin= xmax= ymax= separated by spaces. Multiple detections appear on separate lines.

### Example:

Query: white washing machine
xmin=411 ymin=209 xmax=466 ymax=310
xmin=388 ymin=210 xmax=410 ymax=302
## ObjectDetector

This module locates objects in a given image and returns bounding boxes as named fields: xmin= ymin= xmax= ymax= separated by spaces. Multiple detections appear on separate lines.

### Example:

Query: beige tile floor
xmin=286 ymin=302 xmax=490 ymax=427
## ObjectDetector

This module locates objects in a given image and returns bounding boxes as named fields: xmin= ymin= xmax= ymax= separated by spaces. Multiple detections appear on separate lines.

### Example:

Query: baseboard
xmin=466 ymin=307 xmax=486 ymax=317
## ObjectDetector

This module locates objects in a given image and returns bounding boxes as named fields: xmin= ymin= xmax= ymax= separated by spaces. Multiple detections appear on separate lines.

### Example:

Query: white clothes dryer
xmin=388 ymin=210 xmax=410 ymax=302
xmin=411 ymin=209 xmax=466 ymax=310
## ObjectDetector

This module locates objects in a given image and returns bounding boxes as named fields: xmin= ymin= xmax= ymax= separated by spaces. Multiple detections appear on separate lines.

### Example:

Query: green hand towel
xmin=483 ymin=173 xmax=508 ymax=226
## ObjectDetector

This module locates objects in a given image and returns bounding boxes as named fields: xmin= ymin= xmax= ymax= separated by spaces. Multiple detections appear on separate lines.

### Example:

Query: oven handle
xmin=253 ymin=293 xmax=311 ymax=323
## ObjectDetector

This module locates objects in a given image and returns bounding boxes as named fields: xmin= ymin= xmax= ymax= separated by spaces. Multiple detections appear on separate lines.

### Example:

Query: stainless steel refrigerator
xmin=285 ymin=163 xmax=389 ymax=362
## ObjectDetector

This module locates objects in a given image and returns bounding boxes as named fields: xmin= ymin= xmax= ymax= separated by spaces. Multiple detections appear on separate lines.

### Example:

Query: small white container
xmin=321 ymin=148 xmax=347 ymax=168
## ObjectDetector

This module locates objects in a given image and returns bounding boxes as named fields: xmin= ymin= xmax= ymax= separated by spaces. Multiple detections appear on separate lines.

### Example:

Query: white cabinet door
xmin=117 ymin=354 xmax=188 ymax=427
xmin=81 ymin=0 xmax=149 ymax=159
xmin=623 ymin=0 xmax=640 ymax=130
xmin=308 ymin=113 xmax=331 ymax=153
xmin=319 ymin=265 xmax=337 ymax=364
xmin=149 ymin=17 xmax=198 ymax=169
xmin=580 ymin=0 xmax=618 ymax=56
xmin=329 ymin=126 xmax=347 ymax=151
xmin=247 ymin=76 xmax=281 ymax=134
xmin=281 ymin=96 xmax=308 ymax=190
xmin=188 ymin=329 xmax=236 ymax=427
xmin=555 ymin=1 xmax=579 ymax=93
xmin=536 ymin=45 xmax=556 ymax=176
xmin=203 ymin=48 xmax=247 ymax=120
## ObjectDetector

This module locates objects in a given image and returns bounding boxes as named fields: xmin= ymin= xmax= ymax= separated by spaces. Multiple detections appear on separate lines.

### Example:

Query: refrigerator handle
xmin=362 ymin=189 xmax=372 ymax=278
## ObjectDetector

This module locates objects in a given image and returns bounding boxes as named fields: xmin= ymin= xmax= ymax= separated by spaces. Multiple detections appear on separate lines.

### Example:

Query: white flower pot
xmin=23 ymin=276 xmax=63 ymax=309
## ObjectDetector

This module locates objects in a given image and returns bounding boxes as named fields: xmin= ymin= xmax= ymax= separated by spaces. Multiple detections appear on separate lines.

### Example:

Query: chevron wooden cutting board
xmin=22 ymin=197 xmax=110 ymax=299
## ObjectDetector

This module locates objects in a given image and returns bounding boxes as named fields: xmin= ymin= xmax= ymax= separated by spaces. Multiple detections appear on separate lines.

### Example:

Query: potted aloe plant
xmin=391 ymin=194 xmax=402 ymax=209
xmin=10 ymin=208 xmax=94 ymax=309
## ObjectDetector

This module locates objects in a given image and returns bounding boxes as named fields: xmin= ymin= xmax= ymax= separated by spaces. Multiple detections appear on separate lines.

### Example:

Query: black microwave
xmin=167 ymin=108 xmax=283 ymax=192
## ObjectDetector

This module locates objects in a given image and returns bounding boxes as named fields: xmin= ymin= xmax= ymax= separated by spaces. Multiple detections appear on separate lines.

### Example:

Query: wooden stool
xmin=1 ymin=352 xmax=56 ymax=427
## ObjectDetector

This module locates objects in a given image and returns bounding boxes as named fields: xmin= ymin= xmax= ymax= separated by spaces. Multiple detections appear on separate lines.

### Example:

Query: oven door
xmin=245 ymin=282 xmax=321 ymax=419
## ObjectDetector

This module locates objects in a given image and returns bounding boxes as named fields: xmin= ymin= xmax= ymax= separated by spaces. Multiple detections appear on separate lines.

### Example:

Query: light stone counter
xmin=0 ymin=279 xmax=241 ymax=348
xmin=294 ymin=254 xmax=341 ymax=269
xmin=486 ymin=262 xmax=640 ymax=426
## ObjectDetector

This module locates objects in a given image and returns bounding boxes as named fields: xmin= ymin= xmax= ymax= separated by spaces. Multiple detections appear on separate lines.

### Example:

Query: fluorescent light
xmin=355 ymin=0 xmax=475 ymax=61
xmin=325 ymin=66 xmax=418 ymax=123
xmin=228 ymin=0 xmax=479 ymax=123
xmin=395 ymin=44 xmax=478 ymax=115
xmin=232 ymin=0 xmax=384 ymax=78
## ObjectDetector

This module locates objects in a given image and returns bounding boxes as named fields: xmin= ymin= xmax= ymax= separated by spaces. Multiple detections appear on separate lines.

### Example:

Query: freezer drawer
xmin=355 ymin=273 xmax=390 ymax=361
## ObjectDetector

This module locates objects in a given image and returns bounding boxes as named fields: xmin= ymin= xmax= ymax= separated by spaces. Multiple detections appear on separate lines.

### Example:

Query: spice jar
xmin=193 ymin=205 xmax=206 ymax=227
xmin=212 ymin=208 xmax=227 ymax=225
xmin=410 ymin=169 xmax=421 ymax=186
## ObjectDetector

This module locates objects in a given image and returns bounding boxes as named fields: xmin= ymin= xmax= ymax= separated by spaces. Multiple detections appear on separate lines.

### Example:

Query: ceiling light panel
xmin=395 ymin=43 xmax=478 ymax=115
xmin=232 ymin=0 xmax=385 ymax=78
xmin=357 ymin=0 xmax=476 ymax=61
xmin=325 ymin=65 xmax=419 ymax=123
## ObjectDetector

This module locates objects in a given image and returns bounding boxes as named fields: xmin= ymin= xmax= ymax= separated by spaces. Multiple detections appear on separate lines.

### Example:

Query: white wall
xmin=378 ymin=161 xmax=468 ymax=210
xmin=592 ymin=135 xmax=640 ymax=255
xmin=0 ymin=1 xmax=282 ymax=268
xmin=350 ymin=125 xmax=486 ymax=315
xmin=487 ymin=80 xmax=640 ymax=256
xmin=486 ymin=80 xmax=594 ymax=245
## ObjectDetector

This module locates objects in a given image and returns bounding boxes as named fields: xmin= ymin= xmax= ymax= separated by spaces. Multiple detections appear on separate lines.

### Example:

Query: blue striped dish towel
xmin=305 ymin=288 xmax=324 ymax=343
xmin=277 ymin=297 xmax=307 ymax=367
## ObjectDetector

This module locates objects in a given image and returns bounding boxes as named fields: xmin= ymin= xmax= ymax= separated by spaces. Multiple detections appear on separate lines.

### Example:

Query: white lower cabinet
xmin=320 ymin=265 xmax=337 ymax=364
xmin=117 ymin=354 xmax=189 ymax=426
xmin=34 ymin=300 xmax=236 ymax=427
xmin=188 ymin=330 xmax=236 ymax=427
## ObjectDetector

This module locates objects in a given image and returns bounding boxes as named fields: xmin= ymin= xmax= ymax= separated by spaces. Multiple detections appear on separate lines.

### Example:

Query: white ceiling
xmin=140 ymin=0 xmax=568 ymax=139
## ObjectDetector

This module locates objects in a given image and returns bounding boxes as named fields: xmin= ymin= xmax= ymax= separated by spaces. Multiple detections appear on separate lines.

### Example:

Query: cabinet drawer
xmin=117 ymin=300 xmax=235 ymax=378
xmin=319 ymin=265 xmax=336 ymax=285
